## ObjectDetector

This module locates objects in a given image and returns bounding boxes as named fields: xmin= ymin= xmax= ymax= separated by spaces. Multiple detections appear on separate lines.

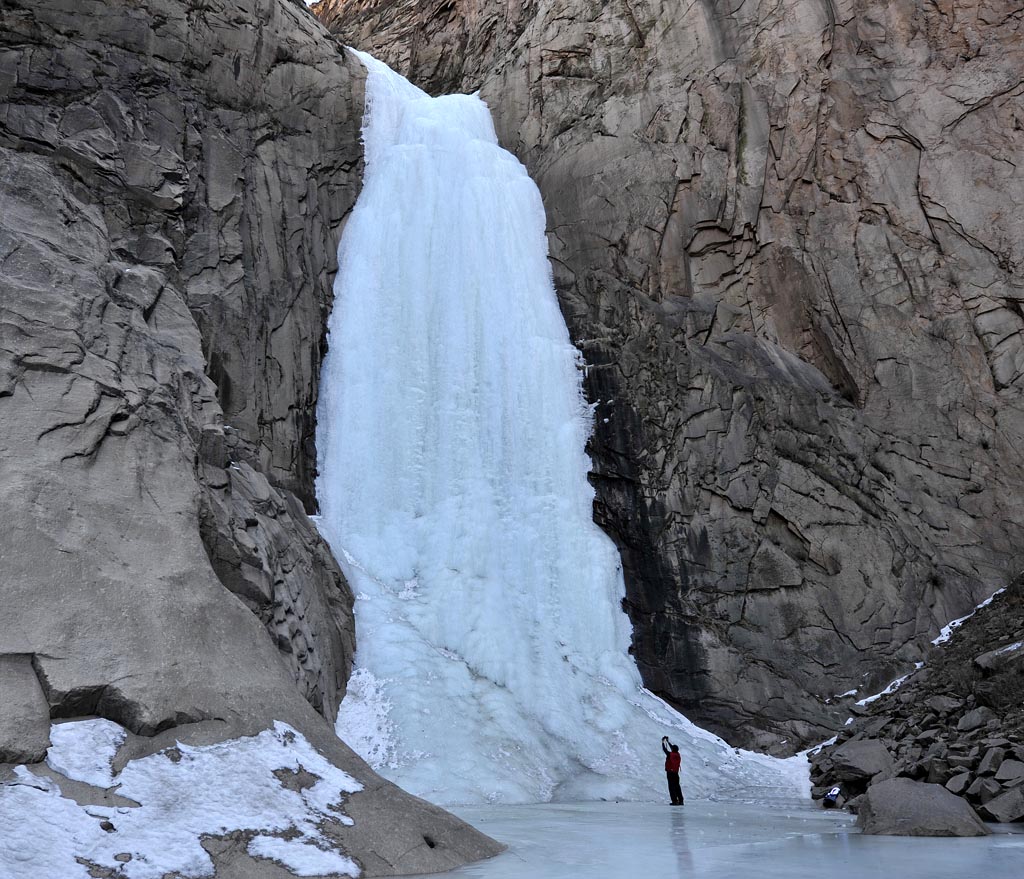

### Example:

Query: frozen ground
xmin=409 ymin=801 xmax=1024 ymax=879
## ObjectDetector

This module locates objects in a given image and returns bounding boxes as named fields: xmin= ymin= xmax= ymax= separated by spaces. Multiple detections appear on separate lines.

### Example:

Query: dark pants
xmin=666 ymin=771 xmax=684 ymax=804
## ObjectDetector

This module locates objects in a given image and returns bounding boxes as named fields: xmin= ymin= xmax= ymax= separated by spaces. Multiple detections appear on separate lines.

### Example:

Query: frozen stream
xmin=410 ymin=802 xmax=1024 ymax=879
xmin=315 ymin=53 xmax=805 ymax=804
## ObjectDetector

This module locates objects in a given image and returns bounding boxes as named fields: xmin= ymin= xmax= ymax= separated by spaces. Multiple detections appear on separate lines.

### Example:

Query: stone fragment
xmin=927 ymin=696 xmax=962 ymax=714
xmin=978 ymin=787 xmax=1024 ymax=823
xmin=945 ymin=773 xmax=971 ymax=796
xmin=857 ymin=779 xmax=990 ymax=837
xmin=977 ymin=748 xmax=1005 ymax=776
xmin=957 ymin=707 xmax=997 ymax=732
xmin=966 ymin=777 xmax=1002 ymax=804
xmin=995 ymin=760 xmax=1024 ymax=783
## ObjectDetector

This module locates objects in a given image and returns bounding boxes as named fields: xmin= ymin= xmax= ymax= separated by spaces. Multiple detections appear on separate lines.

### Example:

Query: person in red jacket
xmin=661 ymin=736 xmax=684 ymax=805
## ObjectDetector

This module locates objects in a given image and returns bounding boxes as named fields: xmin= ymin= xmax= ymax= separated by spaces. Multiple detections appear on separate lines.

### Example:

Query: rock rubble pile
xmin=810 ymin=575 xmax=1024 ymax=826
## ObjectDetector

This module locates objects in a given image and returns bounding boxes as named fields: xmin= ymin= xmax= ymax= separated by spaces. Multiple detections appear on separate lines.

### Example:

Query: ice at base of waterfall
xmin=407 ymin=801 xmax=1024 ymax=879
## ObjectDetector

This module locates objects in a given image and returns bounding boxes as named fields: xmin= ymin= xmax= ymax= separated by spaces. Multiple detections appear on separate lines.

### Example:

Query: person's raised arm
xmin=661 ymin=736 xmax=670 ymax=756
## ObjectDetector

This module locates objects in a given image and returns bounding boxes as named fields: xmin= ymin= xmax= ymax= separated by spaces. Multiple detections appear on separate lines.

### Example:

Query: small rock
xmin=995 ymin=759 xmax=1024 ymax=783
xmin=978 ymin=786 xmax=1024 ymax=823
xmin=957 ymin=707 xmax=996 ymax=732
xmin=977 ymin=747 xmax=1005 ymax=776
xmin=945 ymin=773 xmax=971 ymax=795
xmin=857 ymin=779 xmax=989 ymax=837
xmin=966 ymin=777 xmax=1002 ymax=803
xmin=927 ymin=695 xmax=962 ymax=714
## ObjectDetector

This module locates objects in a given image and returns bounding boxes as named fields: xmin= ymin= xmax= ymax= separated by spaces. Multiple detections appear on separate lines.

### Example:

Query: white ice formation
xmin=316 ymin=52 xmax=808 ymax=805
xmin=0 ymin=720 xmax=361 ymax=879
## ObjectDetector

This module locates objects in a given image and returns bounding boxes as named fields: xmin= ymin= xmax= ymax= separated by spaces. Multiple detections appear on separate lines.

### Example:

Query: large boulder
xmin=830 ymin=739 xmax=894 ymax=784
xmin=978 ymin=787 xmax=1024 ymax=823
xmin=857 ymin=779 xmax=990 ymax=837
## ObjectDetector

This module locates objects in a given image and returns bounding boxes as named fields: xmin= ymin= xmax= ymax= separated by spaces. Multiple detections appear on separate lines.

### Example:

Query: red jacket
xmin=665 ymin=751 xmax=681 ymax=773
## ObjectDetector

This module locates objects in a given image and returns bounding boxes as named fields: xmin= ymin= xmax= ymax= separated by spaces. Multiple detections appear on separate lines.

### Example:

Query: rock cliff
xmin=318 ymin=0 xmax=1024 ymax=751
xmin=0 ymin=0 xmax=499 ymax=873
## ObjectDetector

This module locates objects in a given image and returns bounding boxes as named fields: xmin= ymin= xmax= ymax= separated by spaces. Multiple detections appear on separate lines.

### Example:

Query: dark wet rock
xmin=857 ymin=779 xmax=990 ymax=837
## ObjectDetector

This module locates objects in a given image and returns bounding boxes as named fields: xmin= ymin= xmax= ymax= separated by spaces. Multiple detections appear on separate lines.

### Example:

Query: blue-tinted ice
xmin=414 ymin=801 xmax=1024 ymax=879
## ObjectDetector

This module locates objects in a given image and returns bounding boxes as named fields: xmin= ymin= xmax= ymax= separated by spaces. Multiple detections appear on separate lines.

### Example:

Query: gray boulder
xmin=957 ymin=707 xmax=997 ymax=732
xmin=857 ymin=779 xmax=990 ymax=837
xmin=978 ymin=787 xmax=1024 ymax=824
xmin=830 ymin=739 xmax=894 ymax=783
xmin=945 ymin=773 xmax=971 ymax=796
xmin=974 ymin=642 xmax=1024 ymax=673
xmin=927 ymin=696 xmax=963 ymax=715
xmin=995 ymin=760 xmax=1024 ymax=783
xmin=977 ymin=747 xmax=1005 ymax=776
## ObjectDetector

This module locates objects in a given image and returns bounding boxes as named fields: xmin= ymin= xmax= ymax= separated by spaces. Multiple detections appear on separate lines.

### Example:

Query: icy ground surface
xmin=408 ymin=801 xmax=1024 ymax=879
xmin=0 ymin=719 xmax=362 ymax=879
xmin=316 ymin=51 xmax=806 ymax=806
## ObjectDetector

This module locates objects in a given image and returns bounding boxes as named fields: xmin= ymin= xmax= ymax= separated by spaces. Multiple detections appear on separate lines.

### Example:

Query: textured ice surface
xmin=317 ymin=52 xmax=808 ymax=805
xmin=0 ymin=721 xmax=361 ymax=879
xmin=407 ymin=802 xmax=1024 ymax=879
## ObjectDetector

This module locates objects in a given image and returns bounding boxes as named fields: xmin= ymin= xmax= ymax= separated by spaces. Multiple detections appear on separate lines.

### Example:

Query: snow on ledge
xmin=0 ymin=720 xmax=363 ymax=879
xmin=932 ymin=587 xmax=1006 ymax=646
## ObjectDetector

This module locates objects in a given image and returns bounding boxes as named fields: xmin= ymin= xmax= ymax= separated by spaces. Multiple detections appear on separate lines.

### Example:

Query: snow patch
xmin=46 ymin=717 xmax=125 ymax=787
xmin=932 ymin=588 xmax=1006 ymax=645
xmin=855 ymin=662 xmax=924 ymax=707
xmin=0 ymin=720 xmax=361 ymax=879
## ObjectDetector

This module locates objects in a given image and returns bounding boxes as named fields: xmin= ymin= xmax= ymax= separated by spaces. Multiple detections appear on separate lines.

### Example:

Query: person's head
xmin=671 ymin=745 xmax=679 ymax=753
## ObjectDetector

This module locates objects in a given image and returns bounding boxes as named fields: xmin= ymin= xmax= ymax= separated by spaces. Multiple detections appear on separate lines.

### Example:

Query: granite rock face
xmin=0 ymin=0 xmax=355 ymax=744
xmin=0 ymin=0 xmax=500 ymax=873
xmin=319 ymin=0 xmax=1024 ymax=751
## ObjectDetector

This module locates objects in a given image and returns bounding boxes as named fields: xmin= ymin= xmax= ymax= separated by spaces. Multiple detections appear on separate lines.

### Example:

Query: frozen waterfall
xmin=316 ymin=52 xmax=806 ymax=804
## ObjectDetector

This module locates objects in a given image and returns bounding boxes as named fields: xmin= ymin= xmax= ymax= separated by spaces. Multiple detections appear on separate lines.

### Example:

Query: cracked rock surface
xmin=319 ymin=0 xmax=1024 ymax=751
xmin=0 ymin=0 xmax=500 ymax=873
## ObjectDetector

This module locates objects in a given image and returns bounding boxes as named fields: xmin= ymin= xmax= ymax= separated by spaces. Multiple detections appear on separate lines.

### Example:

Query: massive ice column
xmin=316 ymin=52 xmax=806 ymax=804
